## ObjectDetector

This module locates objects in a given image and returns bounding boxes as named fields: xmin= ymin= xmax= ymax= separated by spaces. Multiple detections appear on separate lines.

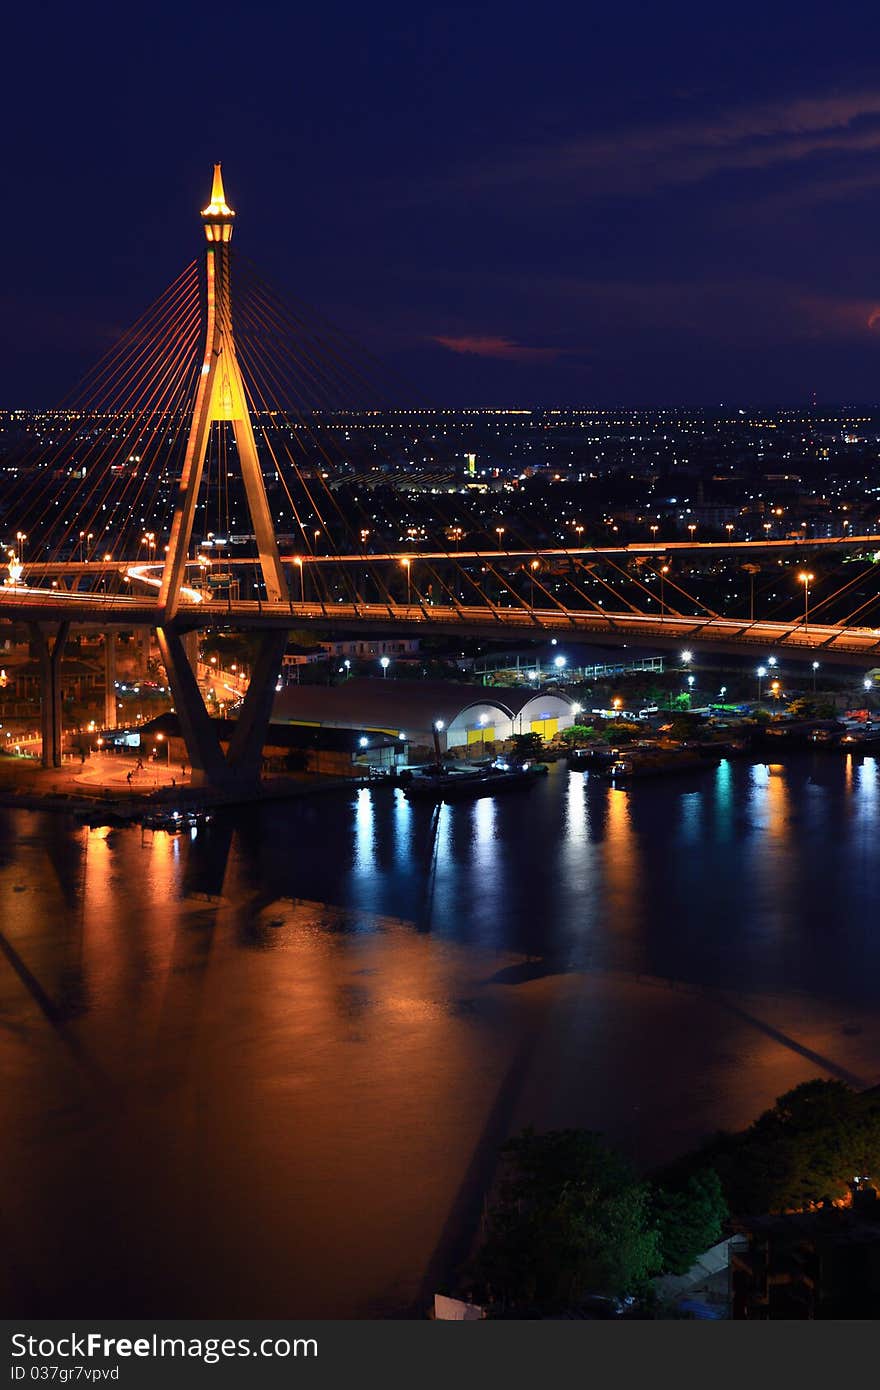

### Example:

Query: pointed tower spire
xmin=201 ymin=163 xmax=235 ymax=239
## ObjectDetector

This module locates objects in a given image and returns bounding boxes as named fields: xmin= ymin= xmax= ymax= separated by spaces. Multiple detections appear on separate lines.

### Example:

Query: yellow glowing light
xmin=202 ymin=163 xmax=235 ymax=219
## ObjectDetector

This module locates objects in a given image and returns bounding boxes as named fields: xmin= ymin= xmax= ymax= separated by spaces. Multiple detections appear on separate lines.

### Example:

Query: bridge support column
xmin=226 ymin=631 xmax=287 ymax=782
xmin=134 ymin=626 xmax=151 ymax=678
xmin=157 ymin=626 xmax=287 ymax=790
xmin=103 ymin=632 xmax=117 ymax=730
xmin=182 ymin=629 xmax=199 ymax=676
xmin=156 ymin=626 xmax=228 ymax=787
xmin=31 ymin=622 xmax=70 ymax=769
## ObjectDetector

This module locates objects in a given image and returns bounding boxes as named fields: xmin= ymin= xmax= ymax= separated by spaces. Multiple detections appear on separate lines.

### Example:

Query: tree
xmin=663 ymin=1081 xmax=880 ymax=1216
xmin=510 ymin=731 xmax=544 ymax=758
xmin=561 ymin=724 xmax=595 ymax=746
xmin=600 ymin=721 xmax=641 ymax=744
xmin=470 ymin=1129 xmax=661 ymax=1314
xmin=653 ymin=1170 xmax=728 ymax=1274
xmin=786 ymin=696 xmax=837 ymax=719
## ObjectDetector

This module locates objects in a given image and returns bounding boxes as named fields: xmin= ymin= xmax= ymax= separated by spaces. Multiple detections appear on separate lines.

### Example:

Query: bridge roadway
xmin=16 ymin=530 xmax=880 ymax=581
xmin=2 ymin=583 xmax=880 ymax=665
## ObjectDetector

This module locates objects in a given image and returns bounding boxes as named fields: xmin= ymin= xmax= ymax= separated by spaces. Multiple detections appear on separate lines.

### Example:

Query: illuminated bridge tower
xmin=156 ymin=166 xmax=289 ymax=786
xmin=159 ymin=164 xmax=288 ymax=615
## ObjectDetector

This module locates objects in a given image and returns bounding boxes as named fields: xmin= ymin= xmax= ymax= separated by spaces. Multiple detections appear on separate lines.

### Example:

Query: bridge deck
xmin=2 ymin=586 xmax=880 ymax=664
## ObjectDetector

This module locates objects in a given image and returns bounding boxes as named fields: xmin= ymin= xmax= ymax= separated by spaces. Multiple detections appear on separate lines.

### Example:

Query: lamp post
xmin=798 ymin=571 xmax=814 ymax=630
xmin=756 ymin=665 xmax=767 ymax=707
xmin=402 ymin=557 xmax=411 ymax=606
xmin=380 ymin=656 xmax=390 ymax=678
xmin=156 ymin=732 xmax=170 ymax=766
xmin=294 ymin=556 xmax=304 ymax=605
xmin=812 ymin=660 xmax=819 ymax=694
xmin=660 ymin=563 xmax=669 ymax=618
xmin=530 ymin=559 xmax=539 ymax=607
xmin=478 ymin=712 xmax=487 ymax=760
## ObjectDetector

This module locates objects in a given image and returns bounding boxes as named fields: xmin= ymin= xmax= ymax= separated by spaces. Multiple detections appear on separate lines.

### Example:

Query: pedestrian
xmin=136 ymin=757 xmax=143 ymax=771
xmin=171 ymin=777 xmax=176 ymax=789
xmin=126 ymin=771 xmax=132 ymax=786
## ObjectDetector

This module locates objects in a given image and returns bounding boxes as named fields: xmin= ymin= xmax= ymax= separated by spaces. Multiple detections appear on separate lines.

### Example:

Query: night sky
xmin=7 ymin=1 xmax=880 ymax=407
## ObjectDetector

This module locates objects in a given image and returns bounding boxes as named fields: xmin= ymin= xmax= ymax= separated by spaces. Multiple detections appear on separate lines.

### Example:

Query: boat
xmin=142 ymin=809 xmax=214 ymax=833
xmin=403 ymin=764 xmax=538 ymax=803
xmin=605 ymin=748 xmax=711 ymax=781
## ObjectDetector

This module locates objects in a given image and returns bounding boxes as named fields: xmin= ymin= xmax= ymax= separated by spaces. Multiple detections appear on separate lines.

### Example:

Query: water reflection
xmin=2 ymin=754 xmax=880 ymax=1317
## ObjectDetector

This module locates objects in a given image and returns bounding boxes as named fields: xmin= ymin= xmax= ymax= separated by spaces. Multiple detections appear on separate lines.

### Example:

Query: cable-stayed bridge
xmin=5 ymin=168 xmax=880 ymax=784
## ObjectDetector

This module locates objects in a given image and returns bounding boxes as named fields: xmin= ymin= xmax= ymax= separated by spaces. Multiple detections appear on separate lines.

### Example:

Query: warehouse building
xmin=271 ymin=677 xmax=578 ymax=756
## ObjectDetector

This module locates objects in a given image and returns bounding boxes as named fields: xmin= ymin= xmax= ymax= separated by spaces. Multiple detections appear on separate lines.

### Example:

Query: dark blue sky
xmin=6 ymin=0 xmax=880 ymax=406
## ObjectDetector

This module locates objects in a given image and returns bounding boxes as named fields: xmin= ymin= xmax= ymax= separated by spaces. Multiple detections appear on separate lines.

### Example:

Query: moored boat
xmin=403 ymin=765 xmax=538 ymax=803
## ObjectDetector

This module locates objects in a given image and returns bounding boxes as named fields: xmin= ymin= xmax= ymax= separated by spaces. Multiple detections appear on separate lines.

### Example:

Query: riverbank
xmin=0 ymin=752 xmax=370 ymax=822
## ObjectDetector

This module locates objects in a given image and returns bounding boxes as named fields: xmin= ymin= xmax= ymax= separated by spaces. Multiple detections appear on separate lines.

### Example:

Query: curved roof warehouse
xmin=271 ymin=678 xmax=578 ymax=751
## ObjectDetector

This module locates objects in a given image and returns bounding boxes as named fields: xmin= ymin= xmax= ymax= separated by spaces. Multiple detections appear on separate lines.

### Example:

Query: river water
xmin=1 ymin=755 xmax=880 ymax=1316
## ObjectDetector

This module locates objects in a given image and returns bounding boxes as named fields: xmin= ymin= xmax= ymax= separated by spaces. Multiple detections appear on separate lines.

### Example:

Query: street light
xmin=681 ymin=650 xmax=693 ymax=665
xmin=294 ymin=556 xmax=304 ymax=604
xmin=756 ymin=665 xmax=767 ymax=705
xmin=554 ymin=655 xmax=566 ymax=669
xmin=812 ymin=660 xmax=819 ymax=693
xmin=798 ymin=571 xmax=814 ymax=629
xmin=155 ymin=732 xmax=170 ymax=766
xmin=380 ymin=656 xmax=390 ymax=678
xmin=401 ymin=557 xmax=412 ymax=605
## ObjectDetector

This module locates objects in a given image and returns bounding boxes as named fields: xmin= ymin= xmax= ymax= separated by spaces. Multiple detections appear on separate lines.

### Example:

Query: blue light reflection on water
xmin=252 ymin=756 xmax=880 ymax=1003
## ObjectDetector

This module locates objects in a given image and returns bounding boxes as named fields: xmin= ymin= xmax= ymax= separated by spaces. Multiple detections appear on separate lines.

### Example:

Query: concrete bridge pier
xmin=31 ymin=621 xmax=70 ymax=768
xmin=182 ymin=628 xmax=199 ymax=675
xmin=104 ymin=632 xmax=117 ymax=729
xmin=134 ymin=626 xmax=151 ymax=678
xmin=156 ymin=626 xmax=287 ymax=789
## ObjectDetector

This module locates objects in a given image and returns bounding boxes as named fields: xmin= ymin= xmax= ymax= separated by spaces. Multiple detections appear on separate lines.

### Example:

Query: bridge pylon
xmin=159 ymin=164 xmax=288 ymax=618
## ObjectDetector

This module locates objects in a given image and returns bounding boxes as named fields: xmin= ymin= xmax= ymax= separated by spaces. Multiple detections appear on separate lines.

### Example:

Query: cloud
xmin=437 ymin=89 xmax=880 ymax=201
xmin=433 ymin=334 xmax=571 ymax=363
